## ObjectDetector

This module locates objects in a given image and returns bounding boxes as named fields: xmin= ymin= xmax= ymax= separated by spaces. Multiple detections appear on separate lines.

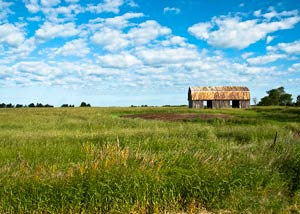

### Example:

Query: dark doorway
xmin=207 ymin=100 xmax=213 ymax=108
xmin=232 ymin=100 xmax=240 ymax=108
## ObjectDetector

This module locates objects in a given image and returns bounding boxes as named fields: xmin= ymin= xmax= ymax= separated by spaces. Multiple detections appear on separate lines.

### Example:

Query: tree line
xmin=0 ymin=102 xmax=91 ymax=108
xmin=257 ymin=86 xmax=300 ymax=106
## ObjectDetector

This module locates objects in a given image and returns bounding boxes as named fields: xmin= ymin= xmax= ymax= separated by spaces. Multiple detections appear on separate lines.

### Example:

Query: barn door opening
xmin=232 ymin=100 xmax=240 ymax=108
xmin=207 ymin=100 xmax=212 ymax=108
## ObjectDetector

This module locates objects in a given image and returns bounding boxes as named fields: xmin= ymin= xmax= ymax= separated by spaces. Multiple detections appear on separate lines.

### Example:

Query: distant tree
xmin=258 ymin=87 xmax=293 ymax=106
xmin=296 ymin=95 xmax=300 ymax=107
xmin=252 ymin=97 xmax=257 ymax=105
xmin=44 ymin=104 xmax=54 ymax=108
xmin=0 ymin=103 xmax=6 ymax=108
xmin=61 ymin=104 xmax=69 ymax=107
xmin=16 ymin=104 xmax=23 ymax=108
xmin=28 ymin=103 xmax=35 ymax=108
xmin=6 ymin=103 xmax=14 ymax=108
xmin=80 ymin=102 xmax=91 ymax=107
xmin=36 ymin=103 xmax=44 ymax=107
xmin=80 ymin=102 xmax=87 ymax=107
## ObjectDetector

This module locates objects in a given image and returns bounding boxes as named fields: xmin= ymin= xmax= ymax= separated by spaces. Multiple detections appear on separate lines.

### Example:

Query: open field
xmin=0 ymin=106 xmax=300 ymax=213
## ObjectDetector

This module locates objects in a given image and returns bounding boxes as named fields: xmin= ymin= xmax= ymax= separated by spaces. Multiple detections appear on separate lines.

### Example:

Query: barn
xmin=188 ymin=86 xmax=250 ymax=109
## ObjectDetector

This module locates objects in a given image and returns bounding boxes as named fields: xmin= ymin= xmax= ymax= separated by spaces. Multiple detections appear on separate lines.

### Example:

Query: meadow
xmin=0 ymin=106 xmax=300 ymax=213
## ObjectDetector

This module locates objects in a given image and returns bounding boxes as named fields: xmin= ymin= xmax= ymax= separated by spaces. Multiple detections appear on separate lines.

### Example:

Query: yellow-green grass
xmin=0 ymin=107 xmax=300 ymax=213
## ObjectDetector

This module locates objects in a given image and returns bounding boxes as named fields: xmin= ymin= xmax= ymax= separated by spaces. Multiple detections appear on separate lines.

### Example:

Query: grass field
xmin=0 ymin=106 xmax=300 ymax=213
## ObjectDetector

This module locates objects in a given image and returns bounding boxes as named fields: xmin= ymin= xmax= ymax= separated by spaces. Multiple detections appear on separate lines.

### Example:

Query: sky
xmin=0 ymin=0 xmax=299 ymax=106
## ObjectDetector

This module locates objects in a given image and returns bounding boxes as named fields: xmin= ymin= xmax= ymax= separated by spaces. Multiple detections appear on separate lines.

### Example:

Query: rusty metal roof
xmin=189 ymin=86 xmax=250 ymax=101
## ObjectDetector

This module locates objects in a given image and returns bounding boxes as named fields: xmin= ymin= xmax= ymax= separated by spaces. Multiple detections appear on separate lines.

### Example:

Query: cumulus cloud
xmin=267 ymin=40 xmax=300 ymax=54
xmin=241 ymin=52 xmax=255 ymax=59
xmin=88 ymin=12 xmax=144 ymax=30
xmin=136 ymin=47 xmax=199 ymax=66
xmin=254 ymin=8 xmax=298 ymax=20
xmin=98 ymin=53 xmax=142 ymax=68
xmin=246 ymin=53 xmax=287 ymax=65
xmin=163 ymin=7 xmax=181 ymax=15
xmin=50 ymin=39 xmax=90 ymax=57
xmin=0 ymin=0 xmax=13 ymax=21
xmin=127 ymin=20 xmax=171 ymax=46
xmin=87 ymin=0 xmax=124 ymax=14
xmin=23 ymin=0 xmax=41 ymax=13
xmin=288 ymin=63 xmax=300 ymax=72
xmin=13 ymin=61 xmax=61 ymax=75
xmin=0 ymin=23 xmax=25 ymax=46
xmin=91 ymin=19 xmax=171 ymax=51
xmin=91 ymin=28 xmax=129 ymax=52
xmin=41 ymin=0 xmax=61 ymax=8
xmin=35 ymin=22 xmax=80 ymax=41
xmin=266 ymin=36 xmax=275 ymax=44
xmin=65 ymin=0 xmax=79 ymax=3
xmin=188 ymin=9 xmax=300 ymax=49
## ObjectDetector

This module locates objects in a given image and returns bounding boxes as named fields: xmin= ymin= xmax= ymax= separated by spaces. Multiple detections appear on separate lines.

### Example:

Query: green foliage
xmin=80 ymin=102 xmax=91 ymax=107
xmin=0 ymin=107 xmax=300 ymax=213
xmin=296 ymin=95 xmax=300 ymax=107
xmin=258 ymin=86 xmax=293 ymax=106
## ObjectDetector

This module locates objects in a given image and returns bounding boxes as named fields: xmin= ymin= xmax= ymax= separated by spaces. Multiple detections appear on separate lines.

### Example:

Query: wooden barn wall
xmin=212 ymin=100 xmax=230 ymax=109
xmin=189 ymin=99 xmax=250 ymax=108
xmin=189 ymin=100 xmax=203 ymax=108
xmin=240 ymin=100 xmax=250 ymax=108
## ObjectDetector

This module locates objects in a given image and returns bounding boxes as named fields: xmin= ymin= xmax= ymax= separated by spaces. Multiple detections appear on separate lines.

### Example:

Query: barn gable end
xmin=188 ymin=86 xmax=250 ymax=109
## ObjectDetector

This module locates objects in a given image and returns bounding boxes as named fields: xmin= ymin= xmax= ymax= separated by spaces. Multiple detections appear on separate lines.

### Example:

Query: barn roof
xmin=188 ymin=86 xmax=250 ymax=101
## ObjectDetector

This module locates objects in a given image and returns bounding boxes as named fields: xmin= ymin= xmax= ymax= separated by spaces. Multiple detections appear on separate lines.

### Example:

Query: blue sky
xmin=0 ymin=0 xmax=299 ymax=106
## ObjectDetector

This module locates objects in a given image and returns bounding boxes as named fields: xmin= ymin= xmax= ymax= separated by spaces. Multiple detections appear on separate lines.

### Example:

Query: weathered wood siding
xmin=212 ymin=100 xmax=230 ymax=109
xmin=240 ymin=100 xmax=250 ymax=108
xmin=189 ymin=100 xmax=203 ymax=108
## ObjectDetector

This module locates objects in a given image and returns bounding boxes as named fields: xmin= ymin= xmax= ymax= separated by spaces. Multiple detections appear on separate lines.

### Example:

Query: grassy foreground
xmin=0 ymin=107 xmax=300 ymax=213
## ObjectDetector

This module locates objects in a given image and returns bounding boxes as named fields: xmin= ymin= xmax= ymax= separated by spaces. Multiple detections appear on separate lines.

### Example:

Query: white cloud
xmin=27 ymin=16 xmax=42 ymax=22
xmin=266 ymin=36 xmax=274 ymax=44
xmin=13 ymin=61 xmax=62 ymax=76
xmin=136 ymin=47 xmax=199 ymax=66
xmin=0 ymin=0 xmax=13 ymax=21
xmin=163 ymin=7 xmax=181 ymax=15
xmin=91 ymin=28 xmax=129 ymax=52
xmin=93 ymin=12 xmax=144 ymax=29
xmin=23 ymin=0 xmax=40 ymax=13
xmin=98 ymin=53 xmax=142 ymax=68
xmin=127 ymin=20 xmax=171 ymax=46
xmin=267 ymin=40 xmax=300 ymax=54
xmin=246 ymin=53 xmax=286 ymax=65
xmin=8 ymin=37 xmax=37 ymax=58
xmin=65 ymin=0 xmax=79 ymax=3
xmin=87 ymin=0 xmax=124 ymax=14
xmin=0 ymin=23 xmax=25 ymax=46
xmin=50 ymin=39 xmax=90 ymax=57
xmin=41 ymin=0 xmax=61 ymax=8
xmin=188 ymin=9 xmax=300 ymax=49
xmin=125 ymin=0 xmax=138 ymax=7
xmin=161 ymin=36 xmax=190 ymax=47
xmin=91 ymin=19 xmax=171 ymax=51
xmin=288 ymin=63 xmax=300 ymax=72
xmin=242 ymin=52 xmax=255 ymax=59
xmin=255 ymin=8 xmax=298 ymax=20
xmin=35 ymin=22 xmax=80 ymax=40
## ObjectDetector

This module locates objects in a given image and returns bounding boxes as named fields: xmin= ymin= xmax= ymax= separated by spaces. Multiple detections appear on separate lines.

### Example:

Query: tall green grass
xmin=0 ymin=107 xmax=300 ymax=213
